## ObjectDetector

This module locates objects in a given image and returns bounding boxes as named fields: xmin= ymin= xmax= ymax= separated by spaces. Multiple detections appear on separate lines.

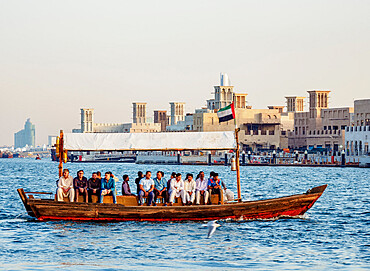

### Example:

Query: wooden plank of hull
xmin=29 ymin=191 xmax=324 ymax=222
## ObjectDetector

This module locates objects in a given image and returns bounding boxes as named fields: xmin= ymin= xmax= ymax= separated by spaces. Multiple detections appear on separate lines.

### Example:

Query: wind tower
xmin=285 ymin=96 xmax=305 ymax=112
xmin=169 ymin=102 xmax=185 ymax=126
xmin=132 ymin=102 xmax=147 ymax=124
xmin=214 ymin=73 xmax=234 ymax=110
xmin=80 ymin=108 xmax=94 ymax=133
xmin=307 ymin=90 xmax=330 ymax=118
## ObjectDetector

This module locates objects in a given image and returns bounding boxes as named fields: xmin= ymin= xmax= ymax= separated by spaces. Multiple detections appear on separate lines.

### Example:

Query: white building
xmin=166 ymin=114 xmax=194 ymax=131
xmin=345 ymin=99 xmax=370 ymax=167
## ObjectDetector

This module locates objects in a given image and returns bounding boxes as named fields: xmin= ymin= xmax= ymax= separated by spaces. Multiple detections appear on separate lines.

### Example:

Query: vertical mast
xmin=233 ymin=104 xmax=242 ymax=202
xmin=58 ymin=130 xmax=64 ymax=177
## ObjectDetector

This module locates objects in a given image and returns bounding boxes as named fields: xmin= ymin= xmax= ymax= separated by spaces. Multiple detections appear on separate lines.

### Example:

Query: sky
xmin=0 ymin=0 xmax=369 ymax=146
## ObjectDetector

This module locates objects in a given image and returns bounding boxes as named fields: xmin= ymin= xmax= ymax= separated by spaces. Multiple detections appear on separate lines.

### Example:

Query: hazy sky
xmin=1 ymin=0 xmax=369 ymax=146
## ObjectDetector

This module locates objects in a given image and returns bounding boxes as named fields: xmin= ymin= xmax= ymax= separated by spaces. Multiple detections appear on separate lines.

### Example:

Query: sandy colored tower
xmin=132 ymin=102 xmax=147 ymax=124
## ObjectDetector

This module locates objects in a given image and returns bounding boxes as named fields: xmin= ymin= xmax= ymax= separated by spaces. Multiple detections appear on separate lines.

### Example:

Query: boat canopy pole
xmin=235 ymin=127 xmax=241 ymax=202
xmin=234 ymin=107 xmax=242 ymax=202
xmin=58 ymin=130 xmax=64 ymax=177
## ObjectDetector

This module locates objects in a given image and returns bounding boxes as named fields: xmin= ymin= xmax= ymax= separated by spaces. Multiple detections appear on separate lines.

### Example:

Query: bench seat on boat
xmin=55 ymin=192 xmax=223 ymax=205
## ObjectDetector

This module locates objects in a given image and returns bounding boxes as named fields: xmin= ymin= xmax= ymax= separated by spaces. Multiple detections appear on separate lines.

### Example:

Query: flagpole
xmin=233 ymin=103 xmax=242 ymax=202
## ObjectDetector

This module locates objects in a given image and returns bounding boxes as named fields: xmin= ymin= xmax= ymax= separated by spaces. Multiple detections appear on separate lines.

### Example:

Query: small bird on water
xmin=204 ymin=220 xmax=221 ymax=238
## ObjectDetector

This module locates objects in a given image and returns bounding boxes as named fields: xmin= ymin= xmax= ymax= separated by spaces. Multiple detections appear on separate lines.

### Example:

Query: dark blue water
xmin=0 ymin=159 xmax=369 ymax=270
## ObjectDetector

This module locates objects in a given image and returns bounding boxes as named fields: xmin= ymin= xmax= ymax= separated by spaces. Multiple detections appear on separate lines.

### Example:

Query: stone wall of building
xmin=154 ymin=110 xmax=167 ymax=132
xmin=193 ymin=108 xmax=293 ymax=150
xmin=354 ymin=99 xmax=370 ymax=126
xmin=288 ymin=91 xmax=354 ymax=151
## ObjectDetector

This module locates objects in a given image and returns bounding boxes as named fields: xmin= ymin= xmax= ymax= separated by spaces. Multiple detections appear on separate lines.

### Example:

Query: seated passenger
xmin=110 ymin=172 xmax=119 ymax=191
xmin=96 ymin=171 xmax=102 ymax=180
xmin=122 ymin=174 xmax=134 ymax=196
xmin=135 ymin=171 xmax=144 ymax=195
xmin=100 ymin=172 xmax=117 ymax=204
xmin=57 ymin=169 xmax=75 ymax=202
xmin=207 ymin=172 xmax=222 ymax=205
xmin=167 ymin=172 xmax=176 ymax=193
xmin=88 ymin=172 xmax=101 ymax=202
xmin=74 ymin=170 xmax=88 ymax=203
xmin=138 ymin=171 xmax=155 ymax=206
xmin=184 ymin=173 xmax=196 ymax=205
xmin=169 ymin=173 xmax=185 ymax=206
xmin=195 ymin=171 xmax=209 ymax=205
xmin=153 ymin=171 xmax=168 ymax=205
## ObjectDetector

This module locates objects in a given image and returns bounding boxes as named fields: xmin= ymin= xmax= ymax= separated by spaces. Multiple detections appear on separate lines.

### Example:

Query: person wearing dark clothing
xmin=74 ymin=170 xmax=88 ymax=203
xmin=135 ymin=171 xmax=144 ymax=195
xmin=88 ymin=172 xmax=101 ymax=202
xmin=207 ymin=172 xmax=222 ymax=205
xmin=122 ymin=175 xmax=134 ymax=196
xmin=96 ymin=171 xmax=102 ymax=180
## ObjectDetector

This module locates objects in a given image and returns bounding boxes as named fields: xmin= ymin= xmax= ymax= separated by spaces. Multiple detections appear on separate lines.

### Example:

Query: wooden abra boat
xmin=18 ymin=129 xmax=327 ymax=222
xmin=18 ymin=185 xmax=326 ymax=222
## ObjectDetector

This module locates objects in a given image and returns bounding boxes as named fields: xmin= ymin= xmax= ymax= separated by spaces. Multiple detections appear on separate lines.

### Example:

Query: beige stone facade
xmin=193 ymin=108 xmax=293 ymax=150
xmin=207 ymin=85 xmax=247 ymax=110
xmin=286 ymin=97 xmax=305 ymax=112
xmin=354 ymin=99 xmax=370 ymax=126
xmin=74 ymin=107 xmax=161 ymax=134
xmin=154 ymin=110 xmax=167 ymax=132
xmin=206 ymin=74 xmax=247 ymax=111
xmin=194 ymin=74 xmax=295 ymax=150
xmin=288 ymin=90 xmax=354 ymax=151
xmin=123 ymin=123 xmax=161 ymax=133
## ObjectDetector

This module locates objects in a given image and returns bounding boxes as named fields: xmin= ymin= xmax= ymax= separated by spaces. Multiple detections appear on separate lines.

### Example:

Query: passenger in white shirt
xmin=57 ymin=169 xmax=75 ymax=202
xmin=195 ymin=171 xmax=209 ymax=205
xmin=169 ymin=173 xmax=185 ymax=206
xmin=183 ymin=173 xmax=196 ymax=205
xmin=139 ymin=171 xmax=155 ymax=206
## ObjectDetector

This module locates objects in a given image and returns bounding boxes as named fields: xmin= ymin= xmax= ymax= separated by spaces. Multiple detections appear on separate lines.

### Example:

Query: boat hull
xmin=18 ymin=185 xmax=327 ymax=222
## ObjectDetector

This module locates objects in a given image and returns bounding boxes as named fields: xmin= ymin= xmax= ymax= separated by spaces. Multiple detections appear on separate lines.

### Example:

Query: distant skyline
xmin=1 ymin=0 xmax=369 ymax=146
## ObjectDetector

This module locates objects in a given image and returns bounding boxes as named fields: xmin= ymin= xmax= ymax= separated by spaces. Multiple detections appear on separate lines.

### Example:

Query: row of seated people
xmin=56 ymin=169 xmax=118 ymax=203
xmin=56 ymin=169 xmax=233 ymax=205
xmin=132 ymin=170 xmax=230 ymax=206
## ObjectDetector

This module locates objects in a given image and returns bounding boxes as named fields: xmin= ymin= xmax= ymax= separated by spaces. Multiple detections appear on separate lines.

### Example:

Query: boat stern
xmin=17 ymin=188 xmax=36 ymax=217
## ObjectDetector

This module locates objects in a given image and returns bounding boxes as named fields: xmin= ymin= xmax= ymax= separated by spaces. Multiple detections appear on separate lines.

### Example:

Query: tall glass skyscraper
xmin=14 ymin=118 xmax=35 ymax=148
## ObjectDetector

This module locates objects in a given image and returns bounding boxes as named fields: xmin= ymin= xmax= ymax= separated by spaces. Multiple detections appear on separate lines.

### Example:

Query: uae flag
xmin=217 ymin=102 xmax=236 ymax=123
